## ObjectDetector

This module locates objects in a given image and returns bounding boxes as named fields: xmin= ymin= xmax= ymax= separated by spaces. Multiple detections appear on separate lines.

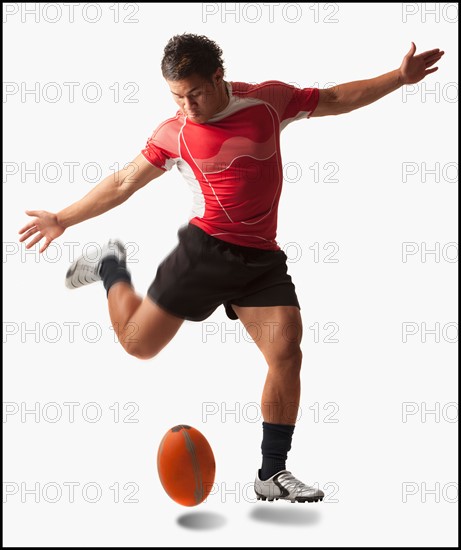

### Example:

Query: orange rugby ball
xmin=157 ymin=424 xmax=216 ymax=506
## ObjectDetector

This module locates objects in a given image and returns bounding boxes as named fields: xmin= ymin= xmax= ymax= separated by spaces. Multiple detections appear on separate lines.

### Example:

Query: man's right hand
xmin=18 ymin=210 xmax=65 ymax=253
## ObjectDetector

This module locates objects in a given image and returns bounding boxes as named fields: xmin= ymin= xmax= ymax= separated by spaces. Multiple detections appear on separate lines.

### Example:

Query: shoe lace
xmin=278 ymin=471 xmax=314 ymax=493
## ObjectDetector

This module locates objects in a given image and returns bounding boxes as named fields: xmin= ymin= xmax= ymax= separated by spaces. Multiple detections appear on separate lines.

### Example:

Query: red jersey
xmin=141 ymin=80 xmax=319 ymax=250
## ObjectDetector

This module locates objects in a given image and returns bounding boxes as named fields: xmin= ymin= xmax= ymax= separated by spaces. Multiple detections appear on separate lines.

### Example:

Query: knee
xmin=123 ymin=340 xmax=159 ymax=361
xmin=270 ymin=345 xmax=303 ymax=373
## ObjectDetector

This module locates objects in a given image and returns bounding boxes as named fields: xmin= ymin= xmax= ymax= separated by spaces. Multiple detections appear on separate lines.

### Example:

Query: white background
xmin=3 ymin=2 xmax=458 ymax=547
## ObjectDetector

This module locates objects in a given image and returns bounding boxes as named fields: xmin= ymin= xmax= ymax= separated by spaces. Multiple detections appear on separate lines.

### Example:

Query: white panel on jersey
xmin=207 ymin=81 xmax=267 ymax=123
xmin=279 ymin=110 xmax=313 ymax=132
xmin=176 ymin=158 xmax=206 ymax=219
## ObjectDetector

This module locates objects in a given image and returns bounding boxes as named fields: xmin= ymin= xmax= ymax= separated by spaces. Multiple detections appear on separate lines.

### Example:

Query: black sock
xmin=260 ymin=421 xmax=295 ymax=480
xmin=100 ymin=257 xmax=132 ymax=296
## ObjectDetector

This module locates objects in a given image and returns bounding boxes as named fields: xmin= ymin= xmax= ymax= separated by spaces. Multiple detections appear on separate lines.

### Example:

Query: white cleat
xmin=65 ymin=239 xmax=126 ymax=289
xmin=254 ymin=470 xmax=325 ymax=503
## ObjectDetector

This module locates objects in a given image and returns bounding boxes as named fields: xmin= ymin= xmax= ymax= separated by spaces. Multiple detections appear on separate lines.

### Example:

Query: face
xmin=166 ymin=69 xmax=228 ymax=124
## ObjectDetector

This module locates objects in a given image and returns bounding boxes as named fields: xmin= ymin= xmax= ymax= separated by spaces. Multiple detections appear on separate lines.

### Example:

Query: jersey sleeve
xmin=141 ymin=120 xmax=178 ymax=171
xmin=254 ymin=80 xmax=319 ymax=127
xmin=283 ymin=83 xmax=319 ymax=122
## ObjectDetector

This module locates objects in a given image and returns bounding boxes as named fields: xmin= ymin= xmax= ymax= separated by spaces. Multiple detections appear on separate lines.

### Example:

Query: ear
xmin=214 ymin=67 xmax=224 ymax=84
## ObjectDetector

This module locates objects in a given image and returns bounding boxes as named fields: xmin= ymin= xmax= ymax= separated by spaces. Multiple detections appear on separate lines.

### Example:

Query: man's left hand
xmin=399 ymin=42 xmax=445 ymax=85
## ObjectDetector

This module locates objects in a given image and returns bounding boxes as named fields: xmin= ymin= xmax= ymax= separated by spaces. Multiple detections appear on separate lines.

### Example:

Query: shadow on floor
xmin=249 ymin=505 xmax=322 ymax=526
xmin=176 ymin=511 xmax=227 ymax=530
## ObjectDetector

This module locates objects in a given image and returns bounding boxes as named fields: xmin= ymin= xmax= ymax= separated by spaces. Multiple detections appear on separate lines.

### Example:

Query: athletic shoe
xmin=254 ymin=469 xmax=324 ymax=503
xmin=65 ymin=239 xmax=126 ymax=289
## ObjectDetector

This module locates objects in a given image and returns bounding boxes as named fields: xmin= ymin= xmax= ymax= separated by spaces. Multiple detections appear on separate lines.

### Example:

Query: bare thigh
xmin=122 ymin=295 xmax=185 ymax=360
xmin=230 ymin=305 xmax=303 ymax=364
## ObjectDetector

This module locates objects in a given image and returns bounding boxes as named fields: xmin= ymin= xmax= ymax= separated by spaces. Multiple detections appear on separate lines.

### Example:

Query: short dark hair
xmin=161 ymin=33 xmax=225 ymax=81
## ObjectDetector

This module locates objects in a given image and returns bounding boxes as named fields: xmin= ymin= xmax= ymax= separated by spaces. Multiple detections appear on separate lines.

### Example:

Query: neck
xmin=216 ymin=81 xmax=230 ymax=112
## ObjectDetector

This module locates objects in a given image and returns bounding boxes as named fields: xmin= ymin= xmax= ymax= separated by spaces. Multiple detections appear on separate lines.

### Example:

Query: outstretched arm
xmin=19 ymin=154 xmax=165 ymax=253
xmin=311 ymin=42 xmax=445 ymax=117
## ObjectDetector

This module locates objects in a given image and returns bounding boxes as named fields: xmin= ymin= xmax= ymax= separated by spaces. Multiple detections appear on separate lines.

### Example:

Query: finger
xmin=415 ymin=52 xmax=443 ymax=64
xmin=18 ymin=221 xmax=37 ymax=235
xmin=406 ymin=41 xmax=416 ymax=57
xmin=25 ymin=233 xmax=43 ymax=249
xmin=424 ymin=67 xmax=439 ymax=76
xmin=39 ymin=239 xmax=51 ymax=254
xmin=424 ymin=51 xmax=444 ymax=62
xmin=425 ymin=59 xmax=440 ymax=69
xmin=25 ymin=210 xmax=41 ymax=217
xmin=416 ymin=50 xmax=440 ymax=59
xmin=19 ymin=227 xmax=39 ymax=242
xmin=419 ymin=48 xmax=441 ymax=58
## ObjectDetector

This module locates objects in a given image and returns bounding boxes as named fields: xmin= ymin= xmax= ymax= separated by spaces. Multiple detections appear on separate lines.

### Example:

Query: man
xmin=19 ymin=34 xmax=444 ymax=504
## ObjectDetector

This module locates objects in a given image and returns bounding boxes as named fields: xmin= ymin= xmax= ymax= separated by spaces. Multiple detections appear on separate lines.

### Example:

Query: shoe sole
xmin=255 ymin=490 xmax=324 ymax=503
xmin=65 ymin=258 xmax=100 ymax=289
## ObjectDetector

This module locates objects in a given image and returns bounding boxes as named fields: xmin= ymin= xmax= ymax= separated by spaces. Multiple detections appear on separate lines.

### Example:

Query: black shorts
xmin=147 ymin=223 xmax=301 ymax=322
